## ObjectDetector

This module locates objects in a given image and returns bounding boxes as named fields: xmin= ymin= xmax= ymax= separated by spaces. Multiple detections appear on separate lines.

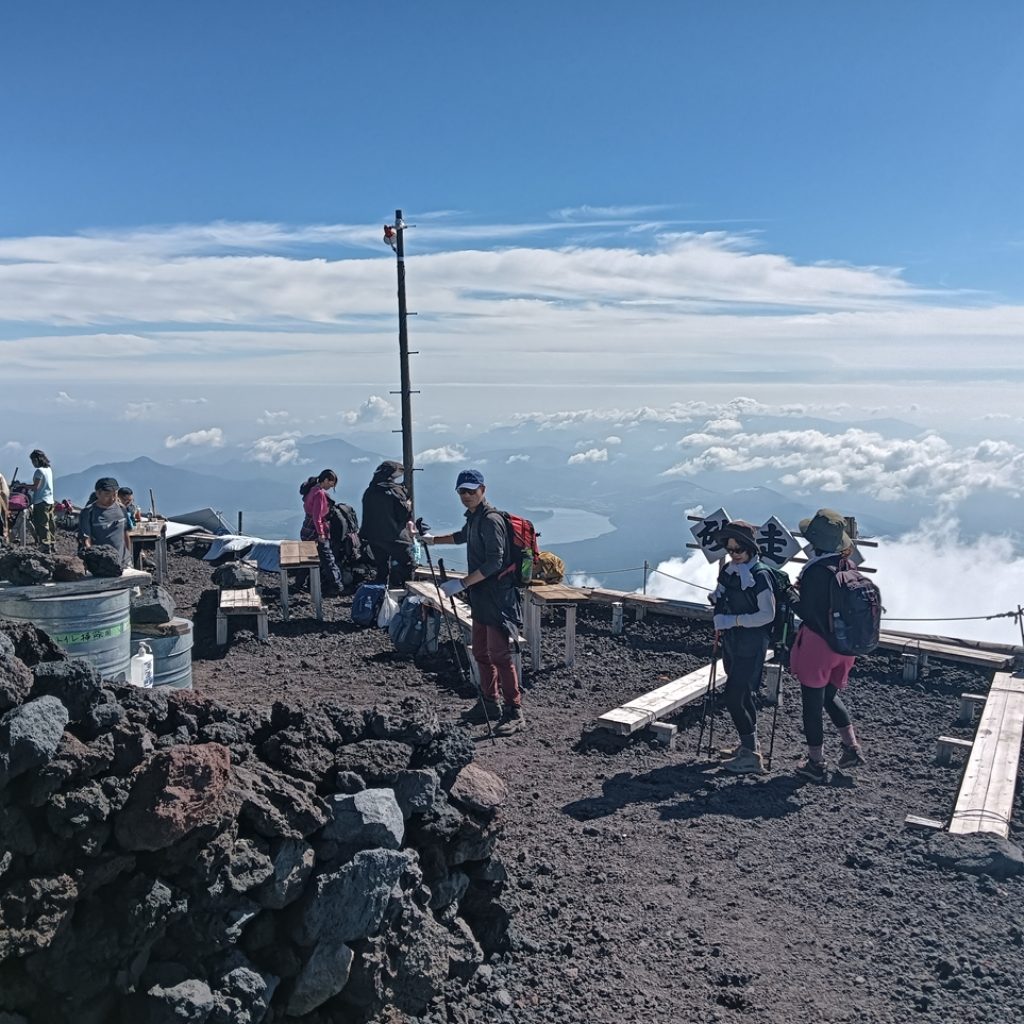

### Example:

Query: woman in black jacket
xmin=709 ymin=520 xmax=776 ymax=774
xmin=359 ymin=461 xmax=414 ymax=587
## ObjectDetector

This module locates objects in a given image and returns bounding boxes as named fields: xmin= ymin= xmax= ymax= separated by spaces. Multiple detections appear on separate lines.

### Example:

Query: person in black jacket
xmin=360 ymin=461 xmax=414 ymax=587
xmin=709 ymin=520 xmax=776 ymax=774
xmin=789 ymin=508 xmax=865 ymax=782
xmin=423 ymin=469 xmax=525 ymax=735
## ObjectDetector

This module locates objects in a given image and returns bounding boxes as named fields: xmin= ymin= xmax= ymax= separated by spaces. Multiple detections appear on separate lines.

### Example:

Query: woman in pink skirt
xmin=789 ymin=509 xmax=867 ymax=783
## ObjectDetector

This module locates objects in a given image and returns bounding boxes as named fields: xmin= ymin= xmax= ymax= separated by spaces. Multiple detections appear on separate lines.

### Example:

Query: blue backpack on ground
xmin=351 ymin=583 xmax=387 ymax=627
xmin=388 ymin=595 xmax=441 ymax=657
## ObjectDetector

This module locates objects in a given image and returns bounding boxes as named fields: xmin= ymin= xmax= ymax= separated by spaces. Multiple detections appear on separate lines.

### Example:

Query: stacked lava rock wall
xmin=0 ymin=619 xmax=510 ymax=1023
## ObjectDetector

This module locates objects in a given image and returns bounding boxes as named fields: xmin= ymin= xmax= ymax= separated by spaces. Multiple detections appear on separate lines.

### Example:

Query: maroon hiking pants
xmin=472 ymin=621 xmax=521 ymax=708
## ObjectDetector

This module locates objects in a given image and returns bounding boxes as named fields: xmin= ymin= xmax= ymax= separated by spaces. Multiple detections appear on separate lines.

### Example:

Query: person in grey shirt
xmin=78 ymin=477 xmax=131 ymax=568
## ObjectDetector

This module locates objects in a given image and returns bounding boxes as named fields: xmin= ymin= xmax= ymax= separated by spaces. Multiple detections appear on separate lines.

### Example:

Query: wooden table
xmin=216 ymin=587 xmax=269 ymax=644
xmin=128 ymin=526 xmax=168 ymax=584
xmin=279 ymin=540 xmax=322 ymax=621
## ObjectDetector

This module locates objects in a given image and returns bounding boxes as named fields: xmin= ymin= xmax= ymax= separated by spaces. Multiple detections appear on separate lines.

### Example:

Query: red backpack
xmin=491 ymin=510 xmax=541 ymax=587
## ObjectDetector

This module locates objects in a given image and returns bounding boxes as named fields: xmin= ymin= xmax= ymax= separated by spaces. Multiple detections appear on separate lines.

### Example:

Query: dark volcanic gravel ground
xmin=111 ymin=538 xmax=1024 ymax=1022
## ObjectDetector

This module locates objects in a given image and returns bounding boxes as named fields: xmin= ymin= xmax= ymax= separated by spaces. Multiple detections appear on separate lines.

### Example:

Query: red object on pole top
xmin=383 ymin=224 xmax=397 ymax=250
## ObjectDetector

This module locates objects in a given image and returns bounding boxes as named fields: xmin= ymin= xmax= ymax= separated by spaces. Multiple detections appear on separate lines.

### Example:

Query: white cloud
xmin=568 ymin=448 xmax=608 ymax=464
xmin=123 ymin=396 xmax=209 ymax=421
xmin=242 ymin=432 xmax=308 ymax=465
xmin=55 ymin=391 xmax=96 ymax=409
xmin=416 ymin=445 xmax=466 ymax=465
xmin=663 ymin=426 xmax=1024 ymax=506
xmin=341 ymin=394 xmax=396 ymax=426
xmin=257 ymin=409 xmax=291 ymax=425
xmin=427 ymin=422 xmax=452 ymax=433
xmin=164 ymin=427 xmax=225 ymax=449
xmin=568 ymin=572 xmax=604 ymax=589
xmin=506 ymin=454 xmax=530 ymax=463
xmin=350 ymin=456 xmax=370 ymax=463
xmin=605 ymin=435 xmax=622 ymax=445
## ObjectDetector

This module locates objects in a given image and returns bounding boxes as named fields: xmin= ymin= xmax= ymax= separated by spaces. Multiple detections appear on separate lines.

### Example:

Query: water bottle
xmin=130 ymin=641 xmax=154 ymax=688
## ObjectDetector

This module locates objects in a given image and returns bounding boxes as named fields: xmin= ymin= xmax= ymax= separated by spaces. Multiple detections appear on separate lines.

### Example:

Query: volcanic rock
xmin=254 ymin=838 xmax=315 ymax=910
xmin=212 ymin=563 xmax=257 ymax=590
xmin=287 ymin=941 xmax=354 ymax=1015
xmin=114 ymin=742 xmax=237 ymax=851
xmin=0 ymin=652 xmax=34 ymax=714
xmin=450 ymin=763 xmax=509 ymax=818
xmin=131 ymin=584 xmax=176 ymax=624
xmin=0 ymin=548 xmax=53 ymax=585
xmin=50 ymin=554 xmax=87 ymax=582
xmin=924 ymin=833 xmax=1024 ymax=879
xmin=0 ymin=618 xmax=66 ymax=666
xmin=231 ymin=761 xmax=329 ymax=839
xmin=81 ymin=545 xmax=123 ymax=578
xmin=0 ymin=695 xmax=69 ymax=790
xmin=30 ymin=658 xmax=102 ymax=721
xmin=321 ymin=789 xmax=405 ymax=861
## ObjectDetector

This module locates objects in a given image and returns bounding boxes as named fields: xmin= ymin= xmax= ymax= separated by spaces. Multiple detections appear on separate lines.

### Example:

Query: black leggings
xmin=722 ymin=647 xmax=764 ymax=738
xmin=371 ymin=541 xmax=414 ymax=588
xmin=799 ymin=684 xmax=852 ymax=747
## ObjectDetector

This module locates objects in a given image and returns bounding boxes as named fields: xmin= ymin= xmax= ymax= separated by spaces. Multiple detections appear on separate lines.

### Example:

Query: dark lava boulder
xmin=81 ymin=545 xmax=124 ymax=578
xmin=0 ymin=548 xmax=53 ymax=585
xmin=212 ymin=563 xmax=257 ymax=590
xmin=130 ymin=584 xmax=176 ymax=624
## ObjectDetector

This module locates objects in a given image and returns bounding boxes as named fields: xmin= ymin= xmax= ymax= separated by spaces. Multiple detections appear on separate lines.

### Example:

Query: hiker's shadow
xmin=563 ymin=763 xmax=805 ymax=824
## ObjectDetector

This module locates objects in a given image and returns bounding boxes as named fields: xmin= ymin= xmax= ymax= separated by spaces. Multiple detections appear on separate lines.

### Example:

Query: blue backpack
xmin=388 ymin=595 xmax=441 ymax=657
xmin=351 ymin=583 xmax=387 ymax=627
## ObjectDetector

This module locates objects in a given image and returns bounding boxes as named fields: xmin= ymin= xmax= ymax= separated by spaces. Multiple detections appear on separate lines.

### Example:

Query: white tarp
xmin=202 ymin=535 xmax=282 ymax=573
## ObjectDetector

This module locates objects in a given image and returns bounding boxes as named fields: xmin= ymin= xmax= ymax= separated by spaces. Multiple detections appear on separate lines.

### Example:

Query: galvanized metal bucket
xmin=0 ymin=587 xmax=132 ymax=682
xmin=130 ymin=618 xmax=193 ymax=690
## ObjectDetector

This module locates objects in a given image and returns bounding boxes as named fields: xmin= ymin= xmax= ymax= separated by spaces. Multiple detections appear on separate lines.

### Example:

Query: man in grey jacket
xmin=424 ymin=469 xmax=524 ymax=735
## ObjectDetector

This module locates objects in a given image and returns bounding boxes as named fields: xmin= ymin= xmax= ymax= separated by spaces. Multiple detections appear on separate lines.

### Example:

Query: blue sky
xmin=4 ymin=2 xmax=1023 ymax=293
xmin=3 ymin=2 xmax=1024 ymax=464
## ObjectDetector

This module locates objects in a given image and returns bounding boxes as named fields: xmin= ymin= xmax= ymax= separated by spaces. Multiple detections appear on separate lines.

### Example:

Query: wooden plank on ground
xmin=586 ymin=587 xmax=712 ymax=620
xmin=949 ymin=672 xmax=1024 ymax=838
xmin=529 ymin=583 xmax=587 ymax=604
xmin=597 ymin=660 xmax=725 ymax=735
xmin=877 ymin=632 xmax=1011 ymax=670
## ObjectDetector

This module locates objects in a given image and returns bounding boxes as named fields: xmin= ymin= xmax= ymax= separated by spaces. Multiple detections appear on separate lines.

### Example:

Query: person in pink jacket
xmin=299 ymin=469 xmax=344 ymax=595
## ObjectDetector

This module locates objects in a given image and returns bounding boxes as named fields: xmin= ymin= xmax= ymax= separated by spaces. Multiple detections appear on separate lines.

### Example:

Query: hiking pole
xmin=437 ymin=557 xmax=496 ymax=743
xmin=422 ymin=540 xmax=473 ymax=683
xmin=695 ymin=631 xmax=720 ymax=758
xmin=766 ymin=668 xmax=782 ymax=770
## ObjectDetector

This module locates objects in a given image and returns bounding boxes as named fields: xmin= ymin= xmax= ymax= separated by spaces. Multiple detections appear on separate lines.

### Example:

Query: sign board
xmin=689 ymin=507 xmax=731 ymax=562
xmin=756 ymin=516 xmax=800 ymax=567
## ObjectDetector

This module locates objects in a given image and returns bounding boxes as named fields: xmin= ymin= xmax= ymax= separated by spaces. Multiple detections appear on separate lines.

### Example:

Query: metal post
xmin=237 ymin=511 xmax=243 ymax=534
xmin=1018 ymin=605 xmax=1024 ymax=649
xmin=642 ymin=560 xmax=649 ymax=594
xmin=394 ymin=209 xmax=415 ymax=514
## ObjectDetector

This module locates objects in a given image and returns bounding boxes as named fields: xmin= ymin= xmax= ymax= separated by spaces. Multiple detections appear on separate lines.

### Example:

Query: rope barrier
xmin=569 ymin=565 xmax=645 ymax=577
xmin=881 ymin=610 xmax=1019 ymax=623
xmin=648 ymin=566 xmax=713 ymax=592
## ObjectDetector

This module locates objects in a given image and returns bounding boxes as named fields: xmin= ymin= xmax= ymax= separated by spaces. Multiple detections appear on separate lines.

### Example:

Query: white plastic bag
xmin=377 ymin=590 xmax=400 ymax=628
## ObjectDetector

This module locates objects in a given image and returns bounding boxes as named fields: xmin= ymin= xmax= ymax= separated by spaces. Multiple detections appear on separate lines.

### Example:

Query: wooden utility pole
xmin=386 ymin=210 xmax=416 ymax=513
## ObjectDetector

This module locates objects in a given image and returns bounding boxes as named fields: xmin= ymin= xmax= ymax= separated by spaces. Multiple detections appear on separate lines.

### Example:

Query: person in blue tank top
xmin=709 ymin=520 xmax=776 ymax=774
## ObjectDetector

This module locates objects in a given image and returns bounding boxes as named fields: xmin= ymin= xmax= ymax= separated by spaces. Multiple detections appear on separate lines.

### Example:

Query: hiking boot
xmin=837 ymin=744 xmax=866 ymax=770
xmin=796 ymin=758 xmax=828 ymax=783
xmin=721 ymin=747 xmax=765 ymax=774
xmin=494 ymin=706 xmax=525 ymax=736
xmin=462 ymin=698 xmax=500 ymax=725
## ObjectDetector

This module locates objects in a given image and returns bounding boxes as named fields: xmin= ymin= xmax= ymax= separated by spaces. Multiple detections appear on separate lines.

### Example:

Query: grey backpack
xmin=388 ymin=596 xmax=440 ymax=657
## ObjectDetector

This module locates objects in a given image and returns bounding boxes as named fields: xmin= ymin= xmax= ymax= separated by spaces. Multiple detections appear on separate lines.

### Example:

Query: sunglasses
xmin=724 ymin=545 xmax=747 ymax=554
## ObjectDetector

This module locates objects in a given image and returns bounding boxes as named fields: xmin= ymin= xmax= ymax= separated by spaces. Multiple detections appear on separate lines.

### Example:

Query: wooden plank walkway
xmin=597 ymin=660 xmax=725 ymax=735
xmin=878 ymin=631 xmax=1012 ymax=671
xmin=948 ymin=671 xmax=1024 ymax=838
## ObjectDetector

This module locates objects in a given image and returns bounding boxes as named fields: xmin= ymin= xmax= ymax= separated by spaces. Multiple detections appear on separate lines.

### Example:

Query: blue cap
xmin=455 ymin=469 xmax=485 ymax=491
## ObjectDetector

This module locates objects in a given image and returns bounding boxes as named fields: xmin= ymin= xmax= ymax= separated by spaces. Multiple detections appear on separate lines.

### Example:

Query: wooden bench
xmin=948 ymin=671 xmax=1024 ymax=838
xmin=216 ymin=587 xmax=268 ymax=645
xmin=279 ymin=540 xmax=322 ymax=621
xmin=597 ymin=659 xmax=726 ymax=735
xmin=524 ymin=583 xmax=586 ymax=670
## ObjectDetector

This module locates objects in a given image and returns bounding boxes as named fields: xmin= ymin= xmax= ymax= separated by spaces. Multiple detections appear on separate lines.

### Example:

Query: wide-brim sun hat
xmin=799 ymin=508 xmax=852 ymax=553
xmin=713 ymin=519 xmax=760 ymax=555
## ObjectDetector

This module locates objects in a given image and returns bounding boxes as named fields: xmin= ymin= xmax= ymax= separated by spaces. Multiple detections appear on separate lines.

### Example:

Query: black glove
xmin=414 ymin=517 xmax=430 ymax=537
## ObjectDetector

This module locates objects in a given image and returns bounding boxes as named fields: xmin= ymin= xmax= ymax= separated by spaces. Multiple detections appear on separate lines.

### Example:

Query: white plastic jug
xmin=130 ymin=641 xmax=154 ymax=688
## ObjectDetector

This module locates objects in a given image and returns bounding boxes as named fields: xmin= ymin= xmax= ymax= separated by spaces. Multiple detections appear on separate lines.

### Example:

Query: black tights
xmin=722 ymin=648 xmax=763 ymax=739
xmin=799 ymin=684 xmax=852 ymax=747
